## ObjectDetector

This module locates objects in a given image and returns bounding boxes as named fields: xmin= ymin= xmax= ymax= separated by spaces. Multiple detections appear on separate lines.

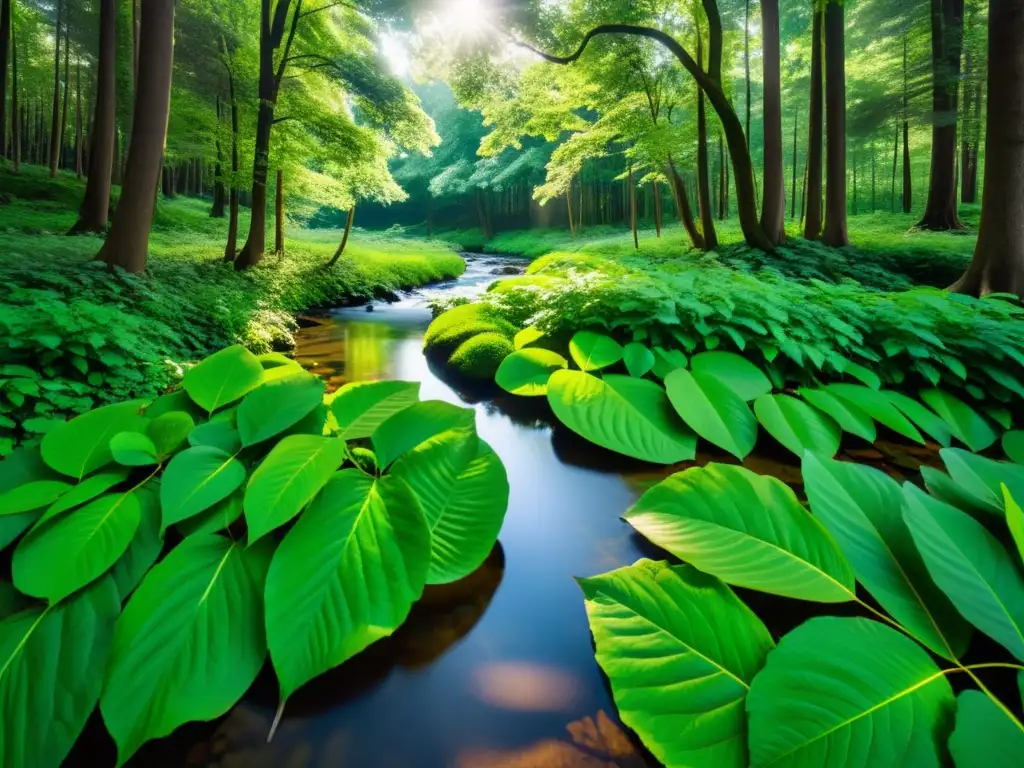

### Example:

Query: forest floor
xmin=0 ymin=166 xmax=463 ymax=453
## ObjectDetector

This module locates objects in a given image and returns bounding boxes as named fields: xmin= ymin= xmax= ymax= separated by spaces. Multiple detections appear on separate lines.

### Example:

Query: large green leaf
xmin=921 ymin=466 xmax=993 ymax=518
xmin=35 ymin=469 xmax=130 ymax=528
xmin=244 ymin=435 xmax=348 ymax=542
xmin=579 ymin=560 xmax=773 ymax=768
xmin=665 ymin=369 xmax=757 ymax=459
xmin=0 ymin=447 xmax=56 ymax=551
xmin=495 ymin=349 xmax=568 ymax=396
xmin=182 ymin=344 xmax=264 ymax=413
xmin=690 ymin=351 xmax=772 ymax=401
xmin=13 ymin=488 xmax=142 ymax=603
xmin=0 ymin=479 xmax=72 ymax=516
xmin=330 ymin=380 xmax=420 ymax=439
xmin=939 ymin=448 xmax=1024 ymax=517
xmin=651 ymin=346 xmax=689 ymax=379
xmin=754 ymin=394 xmax=841 ymax=458
xmin=0 ymin=580 xmax=29 ymax=620
xmin=109 ymin=431 xmax=159 ymax=467
xmin=746 ymin=617 xmax=955 ymax=767
xmin=236 ymin=371 xmax=326 ymax=447
xmin=265 ymin=470 xmax=429 ymax=700
xmin=145 ymin=412 xmax=194 ymax=459
xmin=0 ymin=577 xmax=120 ymax=768
xmin=1006 ymin=486 xmax=1024 ymax=564
xmin=187 ymin=419 xmax=241 ymax=454
xmin=391 ymin=429 xmax=508 ymax=584
xmin=826 ymin=384 xmax=924 ymax=444
xmin=514 ymin=326 xmax=545 ymax=350
xmin=40 ymin=400 xmax=148 ymax=480
xmin=948 ymin=690 xmax=1024 ymax=768
xmin=626 ymin=464 xmax=855 ymax=602
xmin=569 ymin=330 xmax=623 ymax=372
xmin=1003 ymin=431 xmax=1024 ymax=466
xmin=176 ymin=491 xmax=243 ymax=538
xmin=109 ymin=484 xmax=164 ymax=601
xmin=547 ymin=370 xmax=696 ymax=464
xmin=101 ymin=535 xmax=272 ymax=766
xmin=371 ymin=400 xmax=475 ymax=468
xmin=160 ymin=446 xmax=246 ymax=529
xmin=920 ymin=388 xmax=998 ymax=452
xmin=883 ymin=390 xmax=953 ymax=447
xmin=623 ymin=342 xmax=655 ymax=378
xmin=802 ymin=454 xmax=970 ymax=660
xmin=799 ymin=387 xmax=876 ymax=442
xmin=902 ymin=484 xmax=1024 ymax=662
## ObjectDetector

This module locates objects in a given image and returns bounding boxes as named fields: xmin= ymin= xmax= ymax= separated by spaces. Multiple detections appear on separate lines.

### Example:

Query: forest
xmin=1 ymin=0 xmax=1023 ymax=766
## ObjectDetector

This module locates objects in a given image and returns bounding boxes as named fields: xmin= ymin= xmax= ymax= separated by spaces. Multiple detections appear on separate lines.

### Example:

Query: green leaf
xmin=244 ymin=435 xmax=349 ymax=542
xmin=569 ymin=330 xmax=623 ymax=372
xmin=802 ymin=453 xmax=970 ymax=660
xmin=547 ymin=370 xmax=696 ymax=464
xmin=187 ymin=420 xmax=241 ymax=454
xmin=182 ymin=345 xmax=264 ymax=413
xmin=0 ymin=479 xmax=72 ymax=516
xmin=650 ymin=346 xmax=689 ymax=379
xmin=109 ymin=485 xmax=163 ymax=601
xmin=371 ymin=400 xmax=475 ymax=468
xmin=623 ymin=342 xmax=655 ymax=378
xmin=0 ymin=580 xmax=29 ymax=620
xmin=882 ymin=390 xmax=953 ymax=447
xmin=843 ymin=360 xmax=882 ymax=389
xmin=495 ymin=348 xmax=568 ymax=396
xmin=754 ymin=394 xmax=841 ymax=458
xmin=145 ymin=412 xmax=194 ymax=459
xmin=236 ymin=371 xmax=326 ymax=447
xmin=513 ymin=326 xmax=545 ymax=350
xmin=160 ymin=446 xmax=246 ymax=529
xmin=949 ymin=690 xmax=1024 ymax=768
xmin=13 ymin=488 xmax=142 ymax=603
xmin=330 ymin=380 xmax=420 ymax=439
xmin=1003 ymin=431 xmax=1024 ymax=465
xmin=579 ymin=560 xmax=773 ymax=768
xmin=0 ymin=577 xmax=120 ymax=768
xmin=940 ymin=448 xmax=1024 ymax=517
xmin=265 ymin=471 xmax=429 ymax=700
xmin=144 ymin=390 xmax=203 ymax=421
xmin=799 ymin=387 xmax=876 ymax=441
xmin=110 ymin=431 xmax=159 ymax=467
xmin=920 ymin=389 xmax=998 ymax=452
xmin=902 ymin=484 xmax=1024 ymax=662
xmin=35 ymin=469 xmax=130 ymax=528
xmin=176 ymin=491 xmax=243 ymax=538
xmin=826 ymin=384 xmax=924 ymax=444
xmin=101 ymin=535 xmax=272 ymax=766
xmin=1005 ymin=485 xmax=1024 ymax=565
xmin=40 ymin=400 xmax=148 ymax=480
xmin=666 ymin=369 xmax=757 ymax=459
xmin=746 ymin=617 xmax=955 ymax=768
xmin=0 ymin=448 xmax=57 ymax=550
xmin=690 ymin=351 xmax=772 ymax=401
xmin=626 ymin=464 xmax=855 ymax=602
xmin=391 ymin=429 xmax=508 ymax=584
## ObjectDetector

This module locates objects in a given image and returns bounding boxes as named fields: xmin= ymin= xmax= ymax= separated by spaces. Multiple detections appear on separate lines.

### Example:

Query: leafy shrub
xmin=0 ymin=345 xmax=509 ymax=766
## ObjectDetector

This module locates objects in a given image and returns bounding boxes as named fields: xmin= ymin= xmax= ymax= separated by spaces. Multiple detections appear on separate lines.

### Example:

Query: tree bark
xmin=9 ymin=13 xmax=17 ymax=173
xmin=70 ymin=0 xmax=116 ymax=234
xmin=951 ymin=0 xmax=1024 ymax=297
xmin=744 ymin=0 xmax=752 ymax=145
xmin=902 ymin=35 xmax=912 ymax=213
xmin=58 ymin=24 xmax=69 ymax=170
xmin=48 ymin=0 xmax=62 ymax=177
xmin=917 ymin=0 xmax=964 ymax=230
xmin=274 ymin=169 xmax=284 ymax=253
xmin=97 ymin=0 xmax=175 ymax=273
xmin=891 ymin=122 xmax=898 ymax=212
xmin=821 ymin=0 xmax=849 ymax=247
xmin=629 ymin=167 xmax=638 ymax=250
xmin=327 ymin=207 xmax=355 ymax=267
xmin=668 ymin=157 xmax=704 ymax=249
xmin=223 ymin=48 xmax=240 ymax=260
xmin=718 ymin=134 xmax=726 ymax=220
xmin=566 ymin=184 xmax=576 ymax=238
xmin=804 ymin=5 xmax=824 ymax=239
xmin=653 ymin=180 xmax=663 ymax=237
xmin=0 ymin=0 xmax=10 ymax=160
xmin=74 ymin=58 xmax=82 ymax=177
xmin=696 ymin=25 xmax=718 ymax=251
xmin=790 ymin=103 xmax=799 ymax=219
xmin=759 ymin=0 xmax=785 ymax=243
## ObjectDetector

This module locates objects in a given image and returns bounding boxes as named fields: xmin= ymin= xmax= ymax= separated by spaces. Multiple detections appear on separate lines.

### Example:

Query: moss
xmin=423 ymin=302 xmax=516 ymax=354
xmin=448 ymin=332 xmax=515 ymax=379
xmin=487 ymin=274 xmax=563 ymax=294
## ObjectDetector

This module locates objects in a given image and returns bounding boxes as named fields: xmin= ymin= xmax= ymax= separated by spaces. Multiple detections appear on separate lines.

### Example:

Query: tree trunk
xmin=891 ymin=122 xmax=898 ymax=212
xmin=653 ymin=180 xmax=662 ymax=237
xmin=74 ymin=58 xmax=82 ymax=177
xmin=327 ymin=207 xmax=355 ymax=267
xmin=696 ymin=29 xmax=718 ymax=251
xmin=628 ymin=167 xmax=638 ymax=250
xmin=58 ymin=25 xmax=69 ymax=170
xmin=821 ymin=0 xmax=849 ymax=247
xmin=804 ymin=6 xmax=824 ymax=239
xmin=132 ymin=0 xmax=139 ymax=95
xmin=852 ymin=145 xmax=858 ymax=215
xmin=902 ymin=35 xmax=912 ymax=213
xmin=918 ymin=0 xmax=964 ymax=230
xmin=10 ymin=14 xmax=17 ymax=173
xmin=871 ymin=144 xmax=876 ymax=213
xmin=952 ymin=0 xmax=1023 ymax=297
xmin=790 ymin=103 xmax=799 ymax=219
xmin=48 ymin=0 xmax=62 ymax=177
xmin=668 ymin=157 xmax=704 ymax=250
xmin=566 ymin=184 xmax=576 ymax=238
xmin=274 ymin=169 xmax=284 ymax=253
xmin=70 ymin=0 xmax=116 ymax=234
xmin=718 ymin=134 xmax=726 ymax=220
xmin=744 ymin=0 xmax=752 ymax=145
xmin=97 ymin=0 xmax=175 ymax=273
xmin=0 ymin=0 xmax=10 ymax=160
xmin=759 ymin=0 xmax=785 ymax=243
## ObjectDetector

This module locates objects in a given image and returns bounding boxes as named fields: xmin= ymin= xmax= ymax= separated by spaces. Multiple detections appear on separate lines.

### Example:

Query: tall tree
xmin=951 ymin=0 xmax=1024 ymax=297
xmin=47 ymin=0 xmax=62 ymax=177
xmin=58 ymin=23 xmax=69 ymax=169
xmin=902 ymin=33 xmax=912 ymax=213
xmin=9 ymin=8 xmax=16 ymax=173
xmin=695 ymin=11 xmax=717 ymax=250
xmin=917 ymin=0 xmax=964 ymax=229
xmin=804 ymin=4 xmax=823 ymax=239
xmin=820 ymin=0 xmax=848 ymax=246
xmin=0 ymin=0 xmax=10 ymax=159
xmin=70 ymin=0 xmax=116 ymax=234
xmin=759 ymin=0 xmax=785 ymax=244
xmin=97 ymin=0 xmax=175 ymax=272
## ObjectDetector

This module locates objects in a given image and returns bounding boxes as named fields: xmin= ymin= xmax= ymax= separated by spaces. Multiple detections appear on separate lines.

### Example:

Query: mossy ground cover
xmin=0 ymin=166 xmax=464 ymax=452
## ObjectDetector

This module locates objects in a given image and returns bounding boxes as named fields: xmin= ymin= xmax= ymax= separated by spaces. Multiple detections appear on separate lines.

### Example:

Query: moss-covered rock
xmin=424 ymin=302 xmax=516 ymax=355
xmin=448 ymin=332 xmax=515 ymax=379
